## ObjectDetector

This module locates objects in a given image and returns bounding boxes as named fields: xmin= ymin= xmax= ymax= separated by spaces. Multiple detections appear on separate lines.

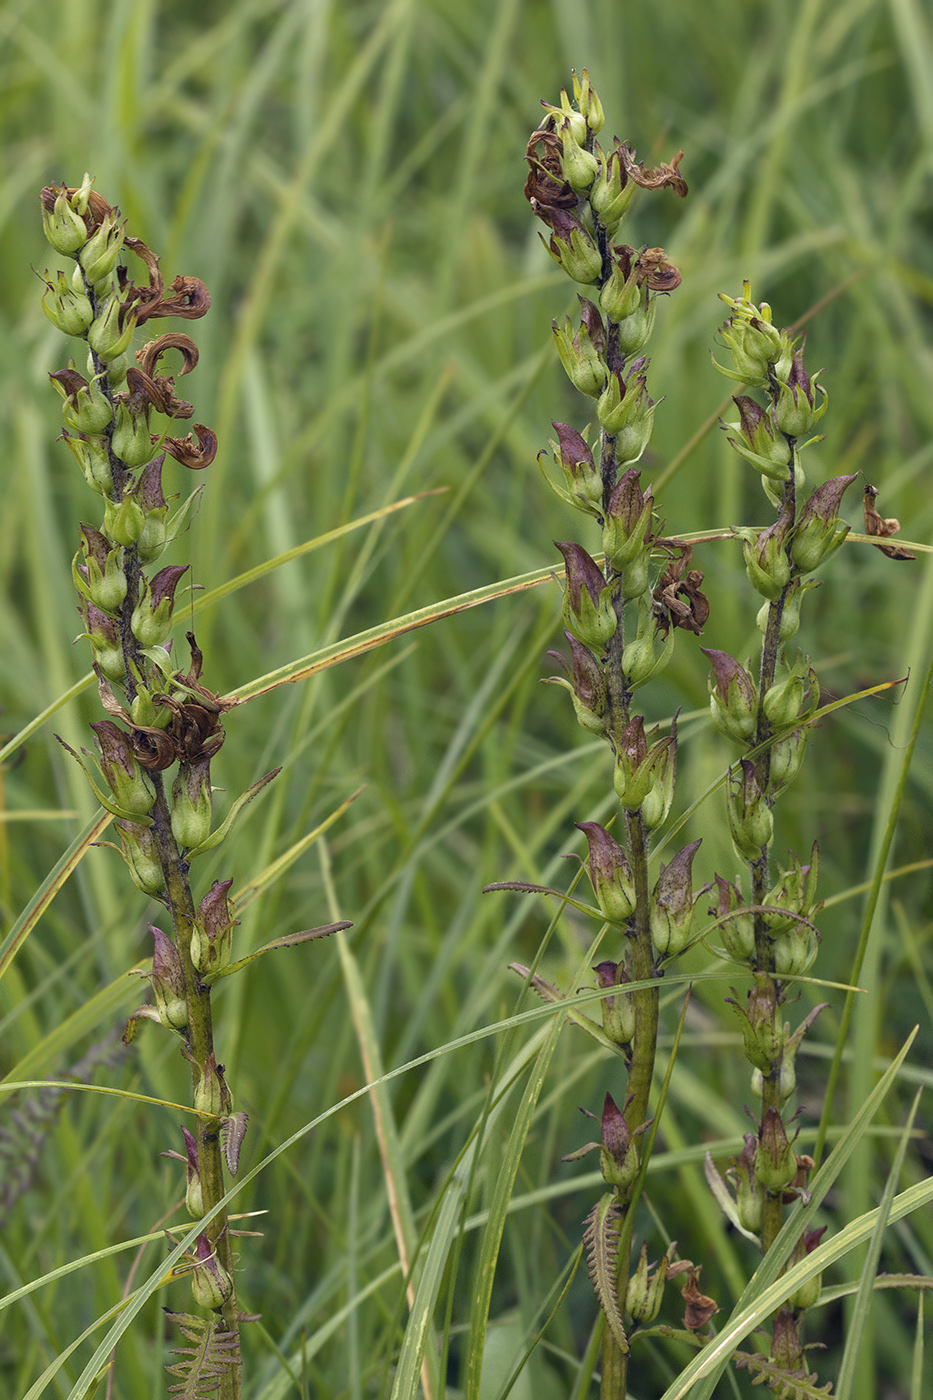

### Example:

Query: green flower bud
xmin=640 ymin=728 xmax=677 ymax=831
xmin=650 ymin=839 xmax=702 ymax=959
xmin=790 ymin=475 xmax=856 ymax=574
xmin=602 ymin=467 xmax=655 ymax=570
xmin=173 ymin=1127 xmax=204 ymax=1219
xmin=762 ymin=845 xmax=821 ymax=940
xmin=558 ymin=118 xmax=599 ymax=190
xmin=571 ymin=68 xmax=604 ymax=134
xmin=115 ymin=818 xmax=165 ymax=897
xmin=612 ymin=716 xmax=669 ymax=812
xmin=78 ymin=525 xmax=127 ymax=613
xmin=622 ymin=600 xmax=676 ymax=690
xmin=619 ymin=592 xmax=659 ymax=680
xmin=728 ymin=1135 xmax=764 ymax=1234
xmin=41 ymin=186 xmax=89 ymax=255
xmin=709 ymin=874 xmax=756 ymax=962
xmin=545 ymin=421 xmax=603 ymax=512
xmin=737 ymin=516 xmax=792 ymax=603
xmin=772 ymin=924 xmax=819 ymax=978
xmin=79 ymin=209 xmax=127 ymax=284
xmin=772 ymin=349 xmax=827 ymax=438
xmin=171 ymin=756 xmax=213 ymax=851
xmin=599 ymin=246 xmax=644 ymax=324
xmin=545 ymin=632 xmax=607 ymax=735
xmin=90 ymin=720 xmax=156 ymax=816
xmin=702 ymin=648 xmax=758 ymax=744
xmin=751 ymin=1052 xmax=796 ymax=1104
xmin=787 ymin=1228 xmax=827 ymax=1311
xmin=596 ymin=360 xmax=657 ymax=463
xmin=41 ymin=269 xmax=93 ymax=336
xmin=577 ymin=823 xmax=636 ymax=925
xmin=589 ymin=144 xmax=635 ymax=235
xmin=112 ymin=401 xmax=156 ymax=468
xmin=755 ymin=1107 xmax=798 ymax=1191
xmin=190 ymin=879 xmax=237 ymax=976
xmin=147 ymin=924 xmax=188 ymax=1031
xmin=727 ymin=759 xmax=773 ymax=861
xmin=87 ymin=296 xmax=137 ymax=363
xmin=598 ymin=1092 xmax=640 ymax=1191
xmin=712 ymin=285 xmax=793 ymax=389
xmin=130 ymin=564 xmax=188 ymax=648
xmin=193 ymin=1053 xmax=233 ymax=1120
xmin=61 ymin=430 xmax=114 ymax=496
xmin=538 ymin=206 xmax=602 ymax=284
xmin=625 ymin=1240 xmax=679 ymax=1324
xmin=82 ymin=602 xmax=124 ymax=681
xmin=135 ymin=455 xmax=171 ymax=562
xmin=592 ymin=960 xmax=635 ymax=1046
xmin=552 ymin=311 xmax=607 ymax=397
xmin=618 ymin=549 xmax=651 ymax=601
xmin=762 ymin=671 xmax=805 ymax=729
xmin=50 ymin=368 xmax=113 ymax=436
xmin=723 ymin=395 xmax=792 ymax=484
xmin=189 ymin=1233 xmax=234 ymax=1310
xmin=555 ymin=541 xmax=617 ymax=649
xmin=769 ymin=725 xmax=810 ymax=793
xmin=540 ymin=91 xmax=588 ymax=145
xmin=726 ymin=977 xmax=784 ymax=1074
xmin=104 ymin=491 xmax=146 ymax=547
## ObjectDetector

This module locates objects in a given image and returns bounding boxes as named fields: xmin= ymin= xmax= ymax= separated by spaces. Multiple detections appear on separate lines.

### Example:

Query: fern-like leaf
xmin=0 ymin=1032 xmax=130 ymax=1222
xmin=583 ymin=1193 xmax=628 ymax=1355
xmin=164 ymin=1310 xmax=242 ymax=1398
xmin=734 ymin=1351 xmax=834 ymax=1399
xmin=220 ymin=1112 xmax=248 ymax=1175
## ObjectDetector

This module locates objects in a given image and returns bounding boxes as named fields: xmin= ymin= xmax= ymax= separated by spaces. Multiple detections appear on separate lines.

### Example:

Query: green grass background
xmin=1 ymin=1 xmax=931 ymax=1397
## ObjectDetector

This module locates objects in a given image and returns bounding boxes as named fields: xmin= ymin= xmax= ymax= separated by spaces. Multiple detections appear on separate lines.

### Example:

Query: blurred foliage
xmin=1 ymin=1 xmax=931 ymax=1397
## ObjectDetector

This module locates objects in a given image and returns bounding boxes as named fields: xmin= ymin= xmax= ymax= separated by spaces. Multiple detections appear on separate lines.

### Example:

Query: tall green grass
xmin=1 ymin=1 xmax=931 ymax=1397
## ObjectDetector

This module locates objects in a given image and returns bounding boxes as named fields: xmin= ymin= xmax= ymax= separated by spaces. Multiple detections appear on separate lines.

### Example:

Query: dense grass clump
xmin=1 ymin=4 xmax=931 ymax=1398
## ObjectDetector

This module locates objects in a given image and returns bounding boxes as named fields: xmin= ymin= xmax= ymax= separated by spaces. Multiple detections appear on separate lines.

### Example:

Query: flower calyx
xmin=545 ymin=631 xmax=608 ymax=734
xmin=555 ymin=541 xmax=617 ymax=649
xmin=651 ymin=838 xmax=706 ymax=960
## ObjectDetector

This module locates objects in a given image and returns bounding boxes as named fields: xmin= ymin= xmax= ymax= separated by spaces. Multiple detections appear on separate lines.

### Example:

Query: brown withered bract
xmin=652 ymin=543 xmax=710 ymax=635
xmin=524 ymin=127 xmax=579 ymax=210
xmin=612 ymin=243 xmax=682 ymax=293
xmin=680 ymin=1266 xmax=719 ymax=1332
xmin=159 ymin=423 xmax=218 ymax=470
xmin=617 ymin=142 xmax=688 ymax=198
xmin=863 ymin=483 xmax=916 ymax=560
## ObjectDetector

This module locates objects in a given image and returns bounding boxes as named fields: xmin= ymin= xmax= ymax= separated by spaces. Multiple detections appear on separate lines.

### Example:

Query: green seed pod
xmin=190 ymin=879 xmax=237 ymax=976
xmin=577 ymin=824 xmax=636 ymax=925
xmin=130 ymin=565 xmax=189 ymax=648
xmin=702 ymin=648 xmax=757 ymax=744
xmin=171 ymin=757 xmax=213 ymax=851
xmin=41 ymin=269 xmax=93 ymax=336
xmin=41 ymin=186 xmax=89 ymax=255
xmin=727 ymin=760 xmax=773 ymax=861
xmin=115 ymin=818 xmax=165 ymax=898
xmin=189 ymin=1234 xmax=234 ymax=1310
xmin=193 ymin=1054 xmax=233 ymax=1120
xmin=90 ymin=720 xmax=155 ymax=817
xmin=147 ymin=925 xmax=188 ymax=1031
xmin=592 ymin=960 xmax=635 ymax=1046
xmin=104 ymin=492 xmax=146 ymax=548
xmin=87 ymin=296 xmax=137 ymax=363
xmin=79 ymin=209 xmax=127 ymax=284
xmin=754 ymin=1107 xmax=798 ymax=1192
xmin=112 ymin=401 xmax=156 ymax=468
